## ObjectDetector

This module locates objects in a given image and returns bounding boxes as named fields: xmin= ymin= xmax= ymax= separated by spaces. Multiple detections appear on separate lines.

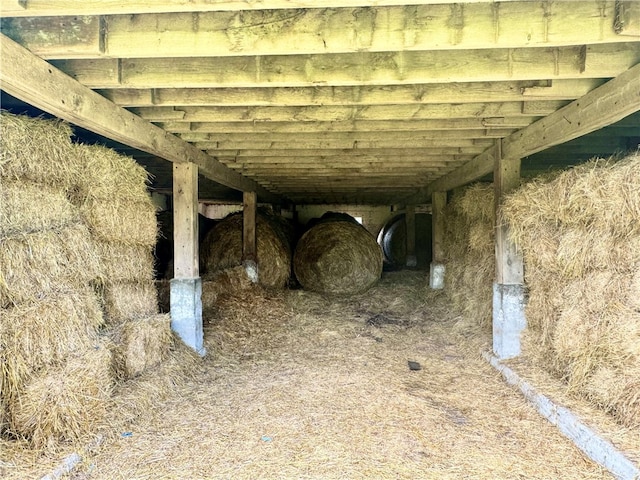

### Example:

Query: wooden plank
xmin=0 ymin=33 xmax=280 ymax=202
xmin=405 ymin=205 xmax=416 ymax=267
xmin=407 ymin=62 xmax=640 ymax=201
xmin=173 ymin=162 xmax=199 ymax=278
xmin=0 ymin=0 xmax=539 ymax=18
xmin=51 ymin=43 xmax=640 ymax=89
xmin=493 ymin=142 xmax=523 ymax=285
xmin=8 ymin=3 xmax=628 ymax=57
xmin=132 ymin=102 xmax=563 ymax=123
xmin=0 ymin=16 xmax=103 ymax=58
xmin=615 ymin=1 xmax=640 ymax=36
xmin=179 ymin=129 xmax=517 ymax=143
xmin=242 ymin=191 xmax=257 ymax=264
xmin=97 ymin=80 xmax=597 ymax=108
xmin=161 ymin=117 xmax=540 ymax=134
xmin=431 ymin=192 xmax=446 ymax=263
xmin=196 ymin=138 xmax=494 ymax=151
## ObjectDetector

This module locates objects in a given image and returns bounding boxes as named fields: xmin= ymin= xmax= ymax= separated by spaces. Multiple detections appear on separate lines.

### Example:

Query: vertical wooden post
xmin=242 ymin=191 xmax=258 ymax=282
xmin=493 ymin=140 xmax=525 ymax=359
xmin=173 ymin=162 xmax=199 ymax=279
xmin=170 ymin=162 xmax=205 ymax=356
xmin=429 ymin=191 xmax=446 ymax=289
xmin=494 ymin=144 xmax=524 ymax=285
xmin=405 ymin=205 xmax=417 ymax=267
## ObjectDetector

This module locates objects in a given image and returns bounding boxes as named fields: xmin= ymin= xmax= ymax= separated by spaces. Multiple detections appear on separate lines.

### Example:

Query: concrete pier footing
xmin=492 ymin=283 xmax=526 ymax=359
xmin=429 ymin=262 xmax=445 ymax=289
xmin=170 ymin=277 xmax=206 ymax=356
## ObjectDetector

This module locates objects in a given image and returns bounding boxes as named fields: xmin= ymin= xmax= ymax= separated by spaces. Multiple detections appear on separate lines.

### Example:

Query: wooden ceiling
xmin=1 ymin=1 xmax=639 ymax=205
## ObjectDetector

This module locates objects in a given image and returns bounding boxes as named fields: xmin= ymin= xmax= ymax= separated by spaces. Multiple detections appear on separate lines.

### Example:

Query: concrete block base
xmin=170 ymin=277 xmax=206 ymax=356
xmin=429 ymin=262 xmax=445 ymax=289
xmin=492 ymin=283 xmax=526 ymax=359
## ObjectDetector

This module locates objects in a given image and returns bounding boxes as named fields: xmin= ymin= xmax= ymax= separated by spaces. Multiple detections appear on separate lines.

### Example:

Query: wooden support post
xmin=170 ymin=162 xmax=205 ymax=356
xmin=173 ymin=163 xmax=199 ymax=279
xmin=493 ymin=141 xmax=525 ymax=359
xmin=242 ymin=191 xmax=258 ymax=283
xmin=429 ymin=191 xmax=446 ymax=289
xmin=405 ymin=205 xmax=417 ymax=268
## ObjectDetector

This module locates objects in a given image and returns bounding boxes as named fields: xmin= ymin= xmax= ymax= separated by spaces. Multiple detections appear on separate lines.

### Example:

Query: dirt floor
xmin=2 ymin=271 xmax=632 ymax=479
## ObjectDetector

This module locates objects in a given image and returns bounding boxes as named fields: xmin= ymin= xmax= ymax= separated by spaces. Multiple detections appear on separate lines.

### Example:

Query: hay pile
xmin=201 ymin=212 xmax=292 ymax=289
xmin=501 ymin=153 xmax=640 ymax=428
xmin=442 ymin=183 xmax=495 ymax=331
xmin=0 ymin=112 xmax=112 ymax=449
xmin=294 ymin=219 xmax=383 ymax=295
xmin=0 ymin=112 xmax=171 ymax=449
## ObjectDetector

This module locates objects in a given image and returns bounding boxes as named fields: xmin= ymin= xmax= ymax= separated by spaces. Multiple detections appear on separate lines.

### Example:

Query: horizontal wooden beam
xmin=132 ymin=102 xmax=565 ymax=123
xmin=2 ymin=3 xmax=629 ymax=57
xmin=179 ymin=129 xmax=517 ymax=144
xmin=0 ymin=33 xmax=280 ymax=202
xmin=96 ymin=79 xmax=600 ymax=108
xmin=51 ymin=43 xmax=640 ymax=89
xmin=406 ymin=62 xmax=640 ymax=201
xmin=159 ymin=117 xmax=540 ymax=134
xmin=0 ymin=0 xmax=539 ymax=17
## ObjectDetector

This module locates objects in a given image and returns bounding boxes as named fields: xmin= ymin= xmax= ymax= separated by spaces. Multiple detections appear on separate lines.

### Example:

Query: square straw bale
xmin=0 ymin=286 xmax=104 ymax=410
xmin=94 ymin=241 xmax=155 ymax=284
xmin=458 ymin=182 xmax=495 ymax=222
xmin=0 ymin=112 xmax=79 ymax=189
xmin=78 ymin=195 xmax=158 ymax=247
xmin=99 ymin=281 xmax=159 ymax=325
xmin=70 ymin=144 xmax=152 ymax=204
xmin=0 ymin=223 xmax=102 ymax=307
xmin=9 ymin=340 xmax=114 ymax=451
xmin=0 ymin=179 xmax=80 ymax=238
xmin=109 ymin=314 xmax=174 ymax=379
xmin=584 ymin=365 xmax=640 ymax=429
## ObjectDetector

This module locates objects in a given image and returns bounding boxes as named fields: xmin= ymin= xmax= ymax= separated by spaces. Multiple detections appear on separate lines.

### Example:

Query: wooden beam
xmin=493 ymin=142 xmax=523 ymax=285
xmin=431 ymin=192 xmax=446 ymax=264
xmin=3 ymin=3 xmax=628 ymax=56
xmin=405 ymin=205 xmax=416 ymax=267
xmin=160 ymin=117 xmax=540 ymax=134
xmin=407 ymin=62 xmax=640 ymax=201
xmin=173 ymin=162 xmax=199 ymax=278
xmin=179 ymin=129 xmax=517 ymax=144
xmin=97 ymin=80 xmax=599 ymax=108
xmin=0 ymin=33 xmax=280 ymax=203
xmin=0 ymin=0 xmax=547 ymax=18
xmin=51 ymin=43 xmax=640 ymax=89
xmin=242 ymin=191 xmax=257 ymax=265
xmin=132 ymin=102 xmax=564 ymax=123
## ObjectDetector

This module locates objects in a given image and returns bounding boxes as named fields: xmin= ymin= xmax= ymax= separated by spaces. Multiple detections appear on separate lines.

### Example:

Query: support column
xmin=493 ymin=141 xmax=525 ymax=359
xmin=429 ymin=191 xmax=446 ymax=289
xmin=242 ymin=191 xmax=258 ymax=283
xmin=405 ymin=205 xmax=417 ymax=267
xmin=170 ymin=162 xmax=205 ymax=356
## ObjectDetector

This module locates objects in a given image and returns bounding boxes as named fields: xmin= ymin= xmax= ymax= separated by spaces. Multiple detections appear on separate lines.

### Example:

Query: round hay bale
xmin=200 ymin=213 xmax=291 ymax=289
xmin=294 ymin=220 xmax=383 ymax=295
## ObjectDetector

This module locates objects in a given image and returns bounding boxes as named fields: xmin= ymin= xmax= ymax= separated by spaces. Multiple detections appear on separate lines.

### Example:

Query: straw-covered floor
xmin=3 ymin=271 xmax=627 ymax=479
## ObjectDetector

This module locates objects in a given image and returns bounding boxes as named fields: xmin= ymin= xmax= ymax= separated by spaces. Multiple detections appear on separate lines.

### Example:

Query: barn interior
xmin=1 ymin=1 xmax=640 ymax=478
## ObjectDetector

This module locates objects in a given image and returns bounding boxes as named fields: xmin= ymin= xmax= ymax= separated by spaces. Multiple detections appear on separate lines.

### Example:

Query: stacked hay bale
xmin=442 ymin=183 xmax=495 ymax=330
xmin=501 ymin=153 xmax=640 ymax=428
xmin=70 ymin=144 xmax=171 ymax=380
xmin=294 ymin=215 xmax=383 ymax=295
xmin=0 ymin=112 xmax=111 ymax=449
xmin=201 ymin=211 xmax=292 ymax=290
xmin=0 ymin=112 xmax=172 ymax=449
